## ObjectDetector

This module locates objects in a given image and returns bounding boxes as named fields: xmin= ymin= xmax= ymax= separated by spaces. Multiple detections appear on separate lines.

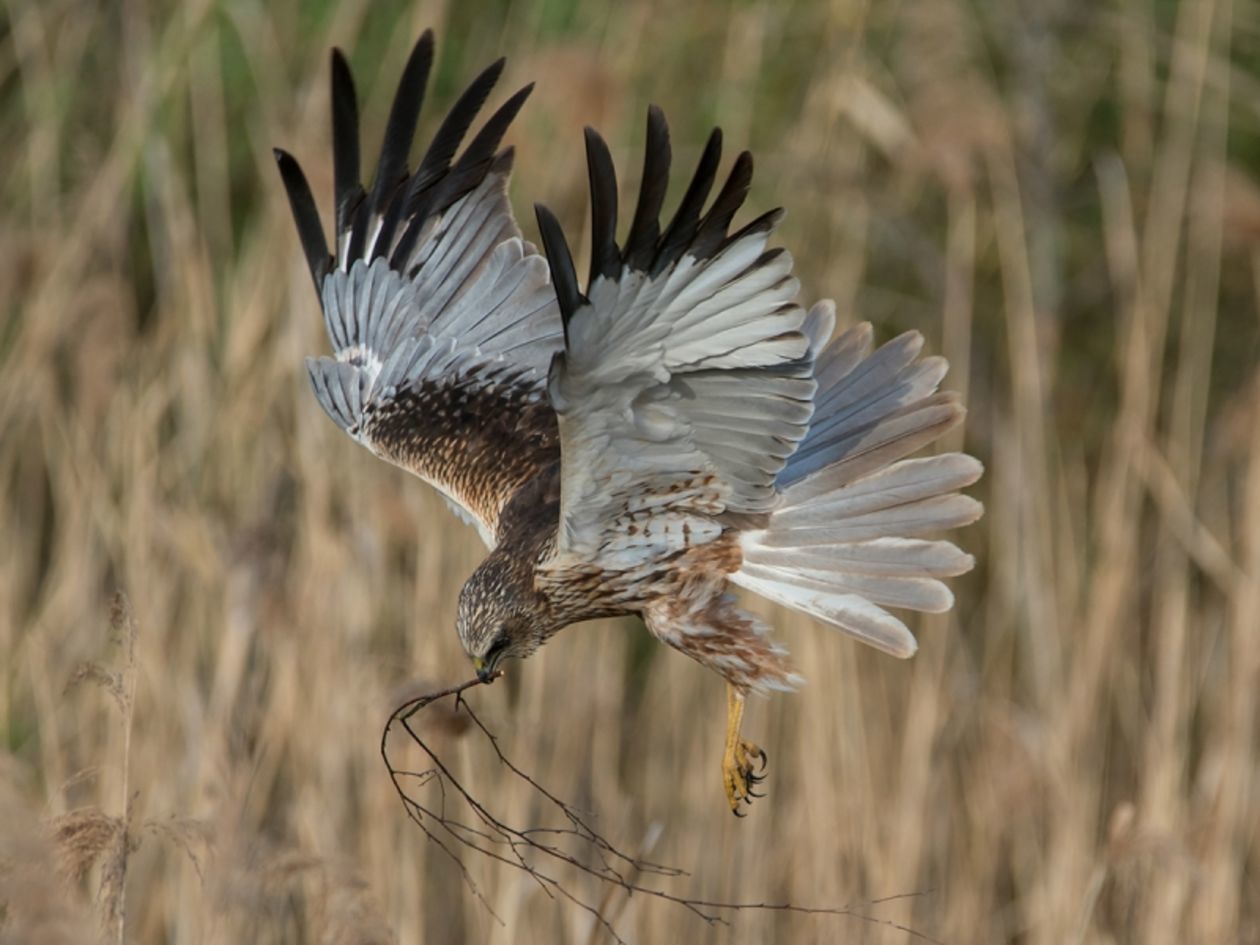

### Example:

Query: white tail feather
xmin=730 ymin=570 xmax=919 ymax=657
xmin=731 ymin=322 xmax=983 ymax=656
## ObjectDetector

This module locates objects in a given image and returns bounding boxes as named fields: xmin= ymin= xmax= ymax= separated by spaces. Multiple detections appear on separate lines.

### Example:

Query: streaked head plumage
xmin=457 ymin=550 xmax=549 ymax=681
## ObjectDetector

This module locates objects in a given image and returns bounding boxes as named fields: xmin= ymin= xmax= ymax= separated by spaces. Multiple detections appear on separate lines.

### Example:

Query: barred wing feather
xmin=274 ymin=33 xmax=563 ymax=546
xmin=536 ymin=110 xmax=816 ymax=566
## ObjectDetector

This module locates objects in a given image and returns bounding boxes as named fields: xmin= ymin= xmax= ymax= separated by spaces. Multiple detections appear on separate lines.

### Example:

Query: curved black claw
xmin=725 ymin=740 xmax=770 ymax=815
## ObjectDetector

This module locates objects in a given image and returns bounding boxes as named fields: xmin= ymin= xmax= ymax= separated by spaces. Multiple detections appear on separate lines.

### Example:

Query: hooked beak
xmin=473 ymin=657 xmax=495 ymax=684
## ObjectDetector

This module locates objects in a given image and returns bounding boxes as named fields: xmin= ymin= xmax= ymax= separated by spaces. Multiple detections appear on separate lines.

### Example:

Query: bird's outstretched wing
xmin=535 ymin=109 xmax=815 ymax=568
xmin=274 ymin=33 xmax=563 ymax=546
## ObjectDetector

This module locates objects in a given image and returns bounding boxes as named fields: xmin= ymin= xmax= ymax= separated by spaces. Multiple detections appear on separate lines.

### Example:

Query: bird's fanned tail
xmin=731 ymin=317 xmax=984 ymax=657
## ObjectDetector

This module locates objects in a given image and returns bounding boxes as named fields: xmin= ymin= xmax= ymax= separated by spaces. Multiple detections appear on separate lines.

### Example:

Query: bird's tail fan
xmin=729 ymin=320 xmax=983 ymax=657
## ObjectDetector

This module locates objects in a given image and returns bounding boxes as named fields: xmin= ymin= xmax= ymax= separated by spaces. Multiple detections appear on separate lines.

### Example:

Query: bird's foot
xmin=722 ymin=683 xmax=768 ymax=816
xmin=722 ymin=737 xmax=768 ymax=815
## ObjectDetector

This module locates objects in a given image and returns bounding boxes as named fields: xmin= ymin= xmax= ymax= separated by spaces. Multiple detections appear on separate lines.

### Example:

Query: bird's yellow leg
xmin=721 ymin=684 xmax=768 ymax=815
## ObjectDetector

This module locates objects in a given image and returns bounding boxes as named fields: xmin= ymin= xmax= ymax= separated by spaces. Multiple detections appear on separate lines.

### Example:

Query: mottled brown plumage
xmin=370 ymin=375 xmax=559 ymax=538
xmin=276 ymin=33 xmax=982 ymax=813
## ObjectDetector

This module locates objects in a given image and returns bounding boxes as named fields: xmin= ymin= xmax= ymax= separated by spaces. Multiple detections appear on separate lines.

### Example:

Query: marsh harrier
xmin=275 ymin=32 xmax=982 ymax=813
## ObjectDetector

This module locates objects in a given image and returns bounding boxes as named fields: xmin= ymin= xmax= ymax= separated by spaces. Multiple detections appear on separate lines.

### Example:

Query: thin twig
xmin=380 ymin=676 xmax=944 ymax=944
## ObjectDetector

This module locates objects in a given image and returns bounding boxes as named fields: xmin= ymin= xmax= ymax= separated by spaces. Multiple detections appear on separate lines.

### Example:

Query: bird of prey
xmin=275 ymin=32 xmax=983 ymax=814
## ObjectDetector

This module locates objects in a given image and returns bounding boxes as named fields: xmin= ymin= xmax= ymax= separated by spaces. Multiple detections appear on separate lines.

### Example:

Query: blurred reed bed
xmin=2 ymin=0 xmax=1258 ymax=941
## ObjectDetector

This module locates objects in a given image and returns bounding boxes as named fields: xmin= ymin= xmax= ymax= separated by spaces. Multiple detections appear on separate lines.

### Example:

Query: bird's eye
xmin=485 ymin=632 xmax=510 ymax=665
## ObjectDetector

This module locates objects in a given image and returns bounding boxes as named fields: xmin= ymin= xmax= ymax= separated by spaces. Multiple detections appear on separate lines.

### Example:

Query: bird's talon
xmin=721 ymin=687 xmax=771 ymax=815
xmin=722 ymin=737 xmax=770 ymax=814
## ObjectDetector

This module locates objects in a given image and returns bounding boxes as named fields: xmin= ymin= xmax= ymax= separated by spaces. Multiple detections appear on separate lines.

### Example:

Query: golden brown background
xmin=3 ymin=0 xmax=1259 ymax=941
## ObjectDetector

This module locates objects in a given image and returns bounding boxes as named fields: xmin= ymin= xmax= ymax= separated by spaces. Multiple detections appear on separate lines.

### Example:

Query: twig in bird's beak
xmin=396 ymin=672 xmax=502 ymax=723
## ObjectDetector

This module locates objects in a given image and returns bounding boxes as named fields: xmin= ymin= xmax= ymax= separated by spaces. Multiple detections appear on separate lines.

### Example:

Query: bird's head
xmin=456 ymin=551 xmax=549 ymax=683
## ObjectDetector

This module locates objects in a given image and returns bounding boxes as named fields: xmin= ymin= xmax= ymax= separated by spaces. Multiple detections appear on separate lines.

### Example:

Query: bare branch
xmin=381 ymin=676 xmax=942 ymax=944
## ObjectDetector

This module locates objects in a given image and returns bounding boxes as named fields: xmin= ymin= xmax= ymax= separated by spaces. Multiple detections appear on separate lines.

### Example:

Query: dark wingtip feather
xmin=451 ymin=83 xmax=534 ymax=176
xmin=691 ymin=149 xmax=753 ymax=258
xmin=653 ymin=126 xmax=722 ymax=273
xmin=491 ymin=146 xmax=515 ymax=174
xmin=369 ymin=32 xmax=435 ymax=203
xmin=482 ymin=82 xmax=535 ymax=147
xmin=274 ymin=149 xmax=331 ymax=294
xmin=431 ymin=82 xmax=534 ymax=210
xmin=535 ymin=203 xmax=584 ymax=340
xmin=330 ymin=48 xmax=362 ymax=236
xmin=624 ymin=105 xmax=671 ymax=270
xmin=721 ymin=205 xmax=785 ymax=252
xmin=388 ymin=77 xmax=531 ymax=273
xmin=365 ymin=34 xmax=438 ymax=260
xmin=414 ymin=56 xmax=507 ymax=191
xmin=584 ymin=127 xmax=620 ymax=284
